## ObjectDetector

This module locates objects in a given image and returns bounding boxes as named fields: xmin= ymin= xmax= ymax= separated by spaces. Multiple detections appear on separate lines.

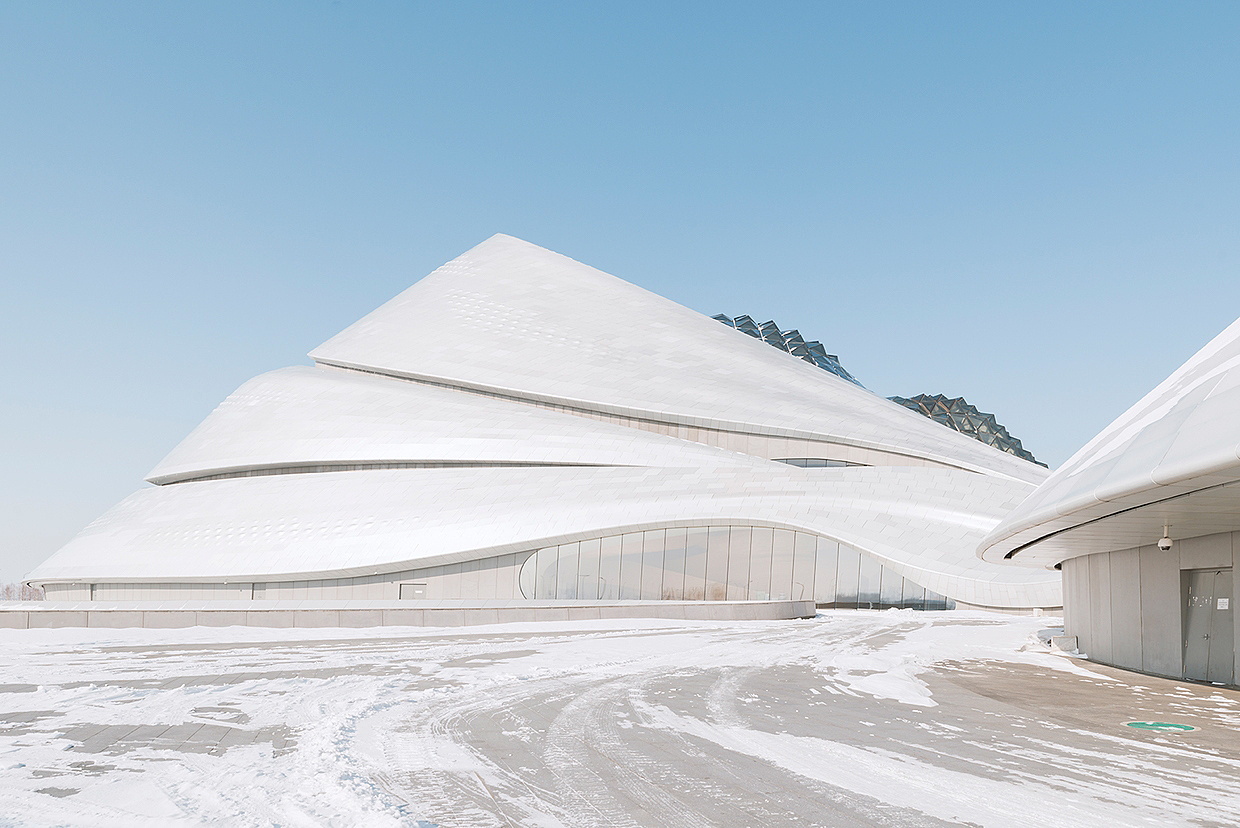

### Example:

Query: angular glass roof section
xmin=713 ymin=314 xmax=865 ymax=388
xmin=713 ymin=313 xmax=1042 ymax=467
xmin=889 ymin=393 xmax=1045 ymax=467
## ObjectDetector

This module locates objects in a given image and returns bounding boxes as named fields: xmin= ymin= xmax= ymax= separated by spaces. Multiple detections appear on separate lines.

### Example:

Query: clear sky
xmin=3 ymin=2 xmax=1240 ymax=582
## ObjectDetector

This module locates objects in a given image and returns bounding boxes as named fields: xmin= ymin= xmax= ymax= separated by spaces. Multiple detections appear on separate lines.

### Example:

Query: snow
xmin=0 ymin=611 xmax=1235 ymax=827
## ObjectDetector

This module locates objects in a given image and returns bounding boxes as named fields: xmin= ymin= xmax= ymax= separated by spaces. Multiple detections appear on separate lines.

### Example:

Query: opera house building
xmin=27 ymin=235 xmax=1061 ymax=614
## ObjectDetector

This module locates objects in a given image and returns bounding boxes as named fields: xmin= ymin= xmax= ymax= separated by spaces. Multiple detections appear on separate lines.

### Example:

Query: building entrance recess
xmin=1182 ymin=568 xmax=1234 ymax=683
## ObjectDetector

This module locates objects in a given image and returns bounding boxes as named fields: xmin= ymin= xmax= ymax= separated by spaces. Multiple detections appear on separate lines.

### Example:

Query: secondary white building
xmin=29 ymin=235 xmax=1060 ymax=611
xmin=981 ymin=317 xmax=1240 ymax=683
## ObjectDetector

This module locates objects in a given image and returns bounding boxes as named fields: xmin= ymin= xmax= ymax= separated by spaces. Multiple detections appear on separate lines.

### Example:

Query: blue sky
xmin=3 ymin=2 xmax=1240 ymax=581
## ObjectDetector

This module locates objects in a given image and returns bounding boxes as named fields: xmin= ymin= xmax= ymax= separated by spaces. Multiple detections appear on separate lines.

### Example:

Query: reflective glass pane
xmin=683 ymin=527 xmax=709 ymax=600
xmin=835 ymin=544 xmax=860 ymax=606
xmin=879 ymin=566 xmax=903 ymax=607
xmin=705 ymin=527 xmax=730 ymax=600
xmin=578 ymin=538 xmax=601 ymax=600
xmin=748 ymin=528 xmax=774 ymax=600
xmin=618 ymin=533 xmax=644 ymax=600
xmin=792 ymin=532 xmax=817 ymax=602
xmin=518 ymin=553 xmax=536 ymax=600
xmin=598 ymin=536 xmax=622 ymax=600
xmin=813 ymin=537 xmax=839 ymax=603
xmin=901 ymin=576 xmax=926 ymax=610
xmin=535 ymin=548 xmax=559 ymax=599
xmin=640 ymin=530 xmax=665 ymax=600
xmin=770 ymin=529 xmax=795 ymax=601
xmin=726 ymin=527 xmax=752 ymax=600
xmin=662 ymin=528 xmax=688 ymax=600
xmin=556 ymin=543 xmax=580 ymax=600
xmin=858 ymin=555 xmax=883 ymax=608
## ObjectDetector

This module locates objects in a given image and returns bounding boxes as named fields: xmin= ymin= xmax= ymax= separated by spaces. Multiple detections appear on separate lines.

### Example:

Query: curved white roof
xmin=147 ymin=365 xmax=758 ymax=485
xmin=981 ymin=315 xmax=1240 ymax=567
xmin=32 ymin=234 xmax=1058 ymax=607
xmin=311 ymin=235 xmax=1047 ymax=486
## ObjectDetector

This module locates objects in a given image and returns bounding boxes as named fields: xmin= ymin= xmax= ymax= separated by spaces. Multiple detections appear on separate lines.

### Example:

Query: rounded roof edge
xmin=981 ymin=313 xmax=1240 ymax=568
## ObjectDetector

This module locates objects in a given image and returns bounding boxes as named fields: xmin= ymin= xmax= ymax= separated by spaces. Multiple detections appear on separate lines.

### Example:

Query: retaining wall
xmin=0 ymin=599 xmax=818 ymax=629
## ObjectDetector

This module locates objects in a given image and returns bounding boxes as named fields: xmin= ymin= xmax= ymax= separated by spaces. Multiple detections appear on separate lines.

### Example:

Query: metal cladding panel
xmin=1108 ymin=547 xmax=1144 ymax=671
xmin=1087 ymin=553 xmax=1113 ymax=664
xmin=1139 ymin=545 xmax=1182 ymax=677
xmin=1178 ymin=533 xmax=1233 ymax=570
xmin=1235 ymin=542 xmax=1240 ymax=681
xmin=1062 ymin=556 xmax=1087 ymax=652
xmin=29 ymin=464 xmax=1058 ymax=609
xmin=983 ymin=314 xmax=1240 ymax=567
xmin=310 ymin=235 xmax=1045 ymax=485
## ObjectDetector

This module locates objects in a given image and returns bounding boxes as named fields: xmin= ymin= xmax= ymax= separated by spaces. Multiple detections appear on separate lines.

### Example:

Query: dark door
xmin=1183 ymin=569 xmax=1234 ymax=683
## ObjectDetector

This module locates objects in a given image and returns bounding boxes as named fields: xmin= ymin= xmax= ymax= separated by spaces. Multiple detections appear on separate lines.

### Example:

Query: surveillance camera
xmin=1158 ymin=536 xmax=1173 ymax=552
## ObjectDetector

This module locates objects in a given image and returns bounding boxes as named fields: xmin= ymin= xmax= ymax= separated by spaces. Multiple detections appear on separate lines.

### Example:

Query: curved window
xmin=517 ymin=525 xmax=953 ymax=609
xmin=773 ymin=458 xmax=862 ymax=469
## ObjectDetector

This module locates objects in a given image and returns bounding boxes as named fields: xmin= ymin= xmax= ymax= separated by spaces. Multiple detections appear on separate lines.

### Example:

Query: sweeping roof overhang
xmin=310 ymin=235 xmax=1047 ymax=486
xmin=146 ymin=365 xmax=756 ymax=485
xmin=980 ymin=314 xmax=1240 ymax=568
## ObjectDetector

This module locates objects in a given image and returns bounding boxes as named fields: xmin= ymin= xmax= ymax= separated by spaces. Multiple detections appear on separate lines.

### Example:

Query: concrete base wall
xmin=0 ymin=599 xmax=818 ymax=629
xmin=1063 ymin=532 xmax=1238 ymax=684
xmin=40 ymin=552 xmax=535 ymax=603
xmin=952 ymin=601 xmax=1061 ymax=616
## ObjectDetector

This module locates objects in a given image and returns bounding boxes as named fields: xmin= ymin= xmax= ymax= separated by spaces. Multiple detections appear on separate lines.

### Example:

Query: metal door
xmin=1183 ymin=569 xmax=1234 ymax=683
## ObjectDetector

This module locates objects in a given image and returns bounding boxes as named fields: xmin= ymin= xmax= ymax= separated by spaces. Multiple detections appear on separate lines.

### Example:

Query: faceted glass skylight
xmin=714 ymin=313 xmax=1043 ymax=466
xmin=712 ymin=314 xmax=864 ymax=387
xmin=890 ymin=393 xmax=1045 ymax=467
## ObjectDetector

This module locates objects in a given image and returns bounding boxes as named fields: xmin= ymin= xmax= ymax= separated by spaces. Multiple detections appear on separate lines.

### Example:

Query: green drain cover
xmin=1125 ymin=721 xmax=1197 ymax=732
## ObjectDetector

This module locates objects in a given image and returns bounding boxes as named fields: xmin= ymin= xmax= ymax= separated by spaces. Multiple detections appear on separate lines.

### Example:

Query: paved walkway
xmin=0 ymin=613 xmax=1237 ymax=826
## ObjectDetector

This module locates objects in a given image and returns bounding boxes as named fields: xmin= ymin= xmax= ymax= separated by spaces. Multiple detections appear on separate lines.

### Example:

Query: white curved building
xmin=30 ymin=235 xmax=1059 ymax=610
xmin=981 ymin=316 xmax=1240 ymax=682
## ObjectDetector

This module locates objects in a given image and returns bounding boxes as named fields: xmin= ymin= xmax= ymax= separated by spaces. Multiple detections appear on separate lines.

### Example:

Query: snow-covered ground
xmin=0 ymin=610 xmax=1237 ymax=827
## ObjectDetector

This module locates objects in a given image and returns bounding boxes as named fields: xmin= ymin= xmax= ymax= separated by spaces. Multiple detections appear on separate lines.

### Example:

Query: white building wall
xmin=1087 ymin=553 xmax=1113 ymax=665
xmin=1139 ymin=544 xmax=1182 ymax=678
xmin=1108 ymin=547 xmax=1143 ymax=668
xmin=1063 ymin=532 xmax=1238 ymax=683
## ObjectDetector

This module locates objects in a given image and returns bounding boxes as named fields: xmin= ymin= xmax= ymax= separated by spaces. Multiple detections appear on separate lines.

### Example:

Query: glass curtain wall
xmin=518 ymin=525 xmax=953 ymax=609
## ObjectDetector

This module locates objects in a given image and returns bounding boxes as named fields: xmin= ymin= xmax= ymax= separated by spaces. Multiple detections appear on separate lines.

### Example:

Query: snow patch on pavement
xmin=806 ymin=609 xmax=1114 ymax=707
xmin=0 ymin=611 xmax=1234 ymax=827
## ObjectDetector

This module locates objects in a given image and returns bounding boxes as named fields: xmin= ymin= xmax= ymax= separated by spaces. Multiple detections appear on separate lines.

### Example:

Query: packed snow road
xmin=0 ymin=611 xmax=1238 ymax=827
